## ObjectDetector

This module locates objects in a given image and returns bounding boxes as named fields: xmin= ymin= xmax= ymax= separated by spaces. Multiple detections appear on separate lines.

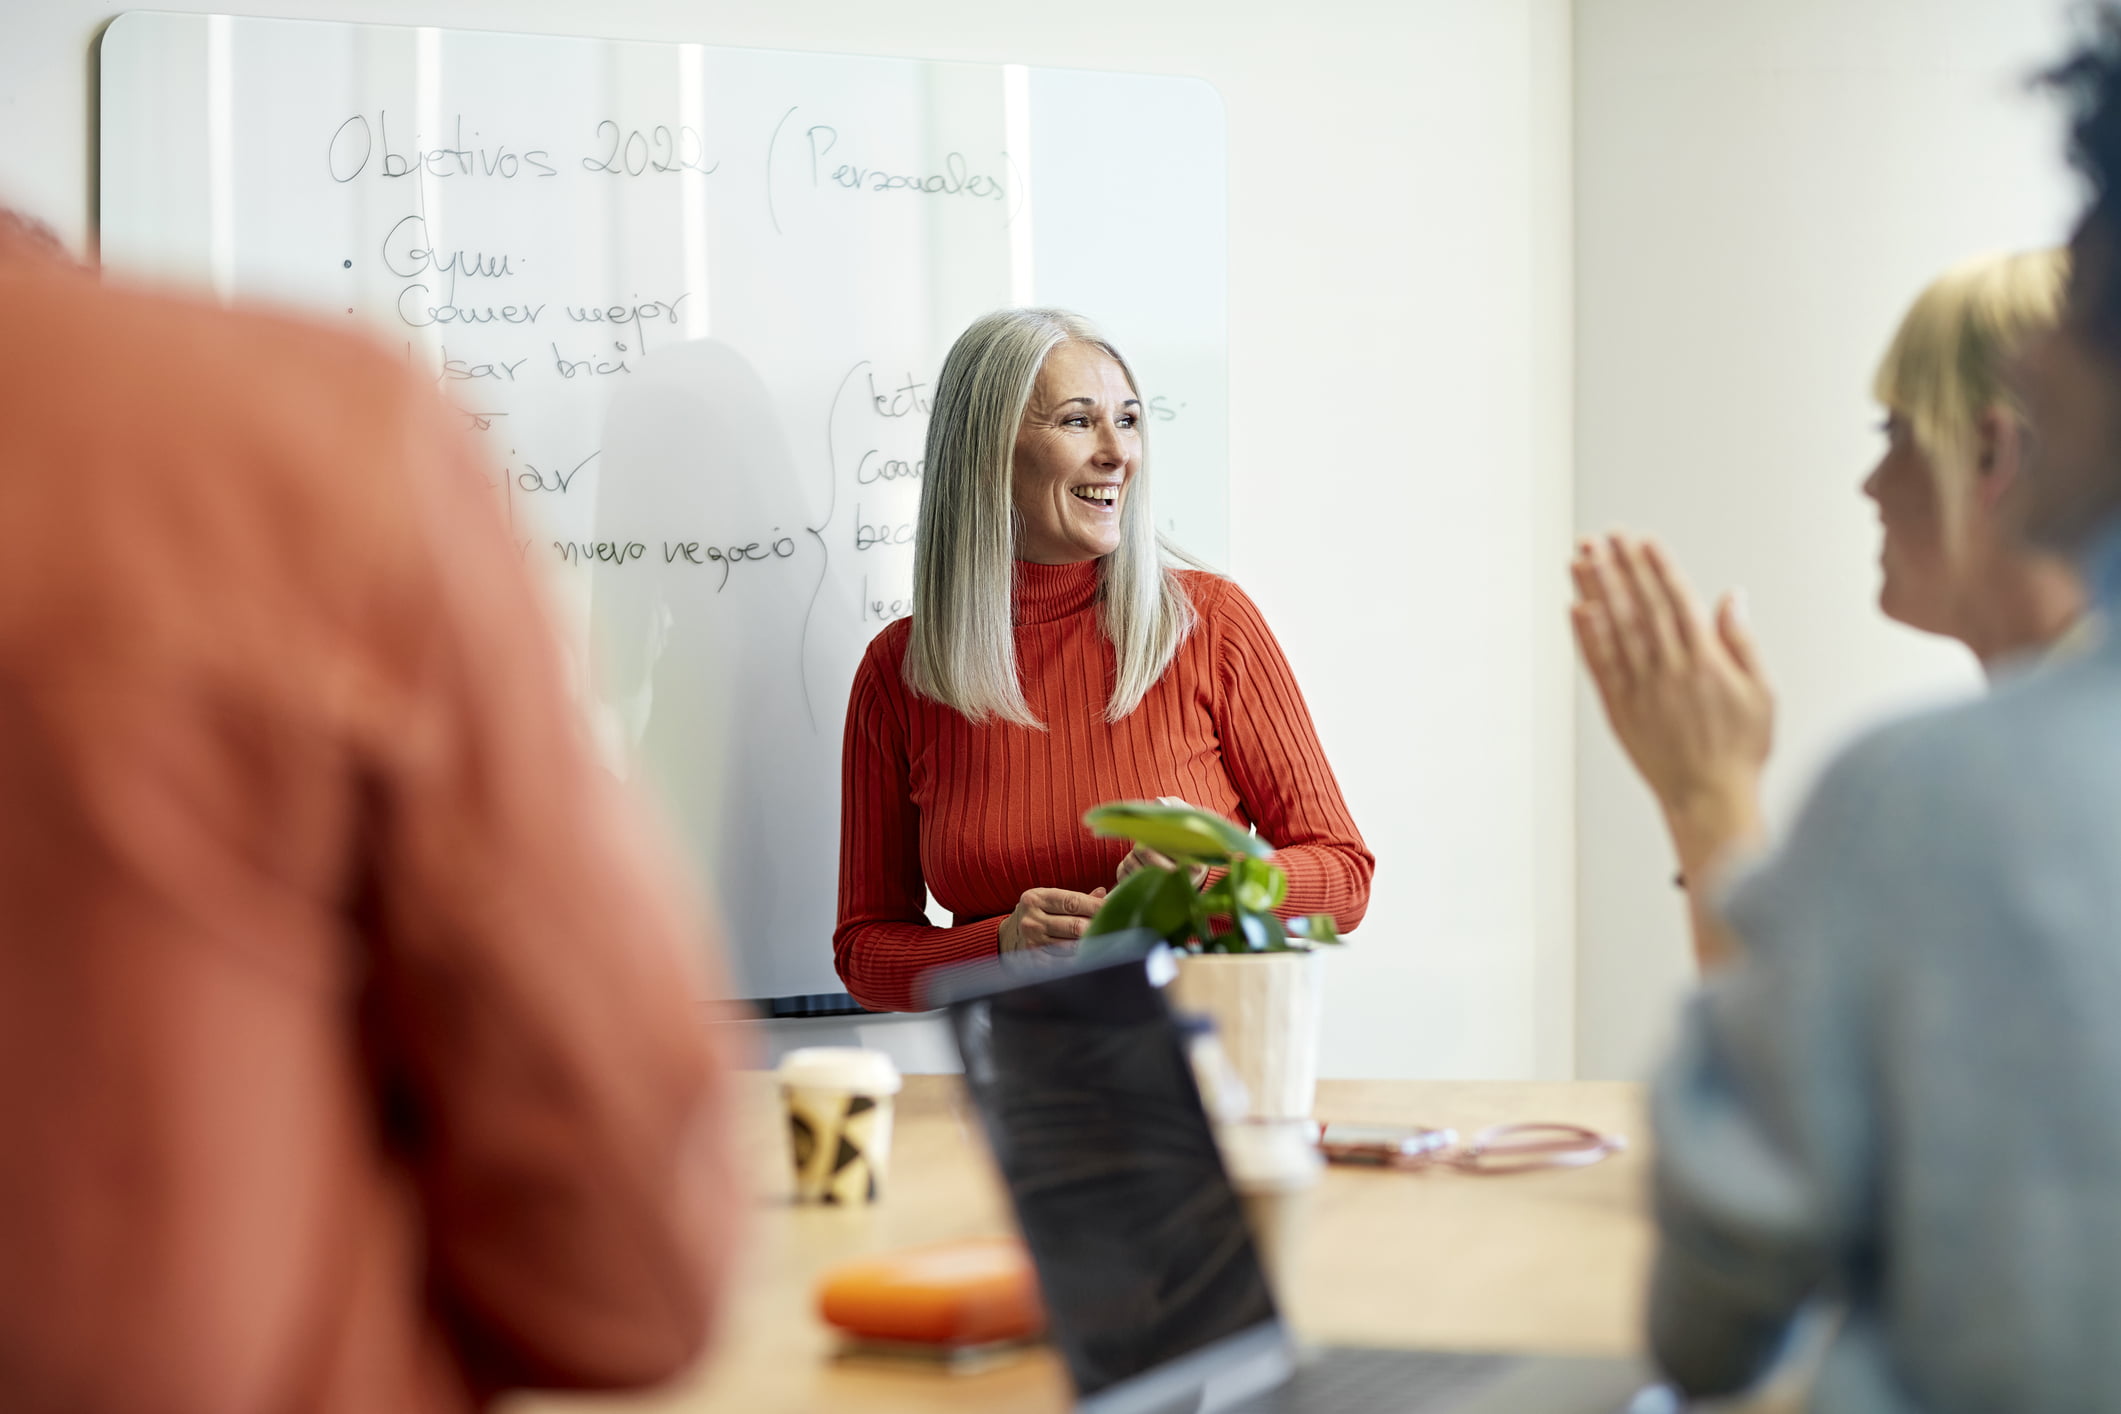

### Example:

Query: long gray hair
xmin=903 ymin=308 xmax=1198 ymax=728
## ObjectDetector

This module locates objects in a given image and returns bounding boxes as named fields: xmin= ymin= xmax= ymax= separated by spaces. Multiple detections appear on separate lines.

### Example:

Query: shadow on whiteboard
xmin=594 ymin=338 xmax=866 ymax=999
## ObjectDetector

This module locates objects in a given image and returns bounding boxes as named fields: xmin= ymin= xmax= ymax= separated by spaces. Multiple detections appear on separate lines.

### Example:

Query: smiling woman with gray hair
xmin=834 ymin=308 xmax=1373 ymax=1012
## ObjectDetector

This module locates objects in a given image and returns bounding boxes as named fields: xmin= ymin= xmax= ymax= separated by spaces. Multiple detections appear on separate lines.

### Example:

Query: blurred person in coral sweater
xmin=835 ymin=308 xmax=1372 ymax=1012
xmin=0 ymin=208 xmax=739 ymax=1414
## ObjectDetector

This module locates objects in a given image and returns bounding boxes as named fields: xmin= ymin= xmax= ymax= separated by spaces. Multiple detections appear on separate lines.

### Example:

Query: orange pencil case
xmin=817 ymin=1237 xmax=1046 ymax=1350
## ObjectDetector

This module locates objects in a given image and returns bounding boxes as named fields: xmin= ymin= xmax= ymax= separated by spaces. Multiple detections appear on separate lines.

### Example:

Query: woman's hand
xmin=1570 ymin=534 xmax=1772 ymax=872
xmin=1116 ymin=797 xmax=1212 ymax=888
xmin=998 ymin=886 xmax=1108 ymax=954
xmin=1117 ymin=846 xmax=1207 ymax=887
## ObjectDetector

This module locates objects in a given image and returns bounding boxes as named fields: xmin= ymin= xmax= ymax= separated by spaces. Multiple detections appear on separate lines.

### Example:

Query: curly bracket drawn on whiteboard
xmin=801 ymin=358 xmax=869 ymax=732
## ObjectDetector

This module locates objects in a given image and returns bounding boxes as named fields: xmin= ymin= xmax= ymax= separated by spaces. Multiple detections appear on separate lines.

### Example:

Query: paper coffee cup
xmin=1218 ymin=1120 xmax=1323 ymax=1297
xmin=779 ymin=1047 xmax=902 ymax=1205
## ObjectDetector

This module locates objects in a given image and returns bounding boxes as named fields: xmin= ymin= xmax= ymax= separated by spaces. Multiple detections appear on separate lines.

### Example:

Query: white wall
xmin=1572 ymin=0 xmax=2083 ymax=1078
xmin=2 ymin=0 xmax=1578 ymax=1080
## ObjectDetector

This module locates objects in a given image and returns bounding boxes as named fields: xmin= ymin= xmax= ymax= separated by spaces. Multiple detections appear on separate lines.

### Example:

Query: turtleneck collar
xmin=1013 ymin=557 xmax=1103 ymax=626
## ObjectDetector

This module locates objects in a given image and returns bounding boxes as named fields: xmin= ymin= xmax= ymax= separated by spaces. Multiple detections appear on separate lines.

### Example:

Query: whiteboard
xmin=99 ymin=12 xmax=1228 ymax=1005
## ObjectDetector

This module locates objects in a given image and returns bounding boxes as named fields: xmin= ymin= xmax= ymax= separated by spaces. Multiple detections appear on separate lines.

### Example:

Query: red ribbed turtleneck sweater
xmin=834 ymin=560 xmax=1373 ymax=1011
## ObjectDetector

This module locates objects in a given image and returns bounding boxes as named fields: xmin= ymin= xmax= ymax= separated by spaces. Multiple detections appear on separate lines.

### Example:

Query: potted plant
xmin=1080 ymin=801 xmax=1341 ymax=1119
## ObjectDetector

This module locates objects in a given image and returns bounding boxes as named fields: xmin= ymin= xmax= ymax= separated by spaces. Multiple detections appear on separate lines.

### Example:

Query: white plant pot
xmin=1167 ymin=951 xmax=1325 ymax=1120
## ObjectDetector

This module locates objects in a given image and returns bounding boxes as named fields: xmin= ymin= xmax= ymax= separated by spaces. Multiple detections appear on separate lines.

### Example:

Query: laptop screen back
xmin=948 ymin=956 xmax=1279 ymax=1399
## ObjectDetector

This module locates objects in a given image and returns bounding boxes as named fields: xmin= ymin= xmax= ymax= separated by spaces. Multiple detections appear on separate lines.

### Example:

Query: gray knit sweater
xmin=1651 ymin=618 xmax=2121 ymax=1411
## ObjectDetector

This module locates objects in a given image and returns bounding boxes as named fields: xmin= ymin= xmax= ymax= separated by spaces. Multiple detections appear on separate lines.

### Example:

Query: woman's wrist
xmin=1659 ymin=780 xmax=1763 ymax=886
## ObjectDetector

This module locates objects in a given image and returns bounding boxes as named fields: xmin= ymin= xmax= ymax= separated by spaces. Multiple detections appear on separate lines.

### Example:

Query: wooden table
xmin=508 ymin=1075 xmax=1652 ymax=1414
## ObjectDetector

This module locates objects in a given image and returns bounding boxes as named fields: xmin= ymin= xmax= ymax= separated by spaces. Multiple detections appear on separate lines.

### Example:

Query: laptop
xmin=932 ymin=948 xmax=1675 ymax=1414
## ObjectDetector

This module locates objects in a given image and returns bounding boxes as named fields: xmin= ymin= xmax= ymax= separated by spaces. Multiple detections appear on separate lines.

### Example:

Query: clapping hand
xmin=1570 ymin=534 xmax=1773 ymax=847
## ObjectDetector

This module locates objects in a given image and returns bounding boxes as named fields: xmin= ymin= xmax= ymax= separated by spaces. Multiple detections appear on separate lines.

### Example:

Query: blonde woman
xmin=835 ymin=309 xmax=1372 ymax=1011
xmin=1572 ymin=250 xmax=2083 ymax=970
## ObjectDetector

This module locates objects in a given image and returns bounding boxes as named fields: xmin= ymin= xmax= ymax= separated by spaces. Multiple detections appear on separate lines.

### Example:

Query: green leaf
xmin=1229 ymin=856 xmax=1288 ymax=916
xmin=1197 ymin=876 xmax=1235 ymax=916
xmin=1285 ymin=914 xmax=1341 ymax=946
xmin=1184 ymin=886 xmax=1214 ymax=948
xmin=1086 ymin=865 xmax=1202 ymax=947
xmin=1142 ymin=867 xmax=1197 ymax=940
xmin=1083 ymin=801 xmax=1273 ymax=865
xmin=1085 ymin=866 xmax=1165 ymax=936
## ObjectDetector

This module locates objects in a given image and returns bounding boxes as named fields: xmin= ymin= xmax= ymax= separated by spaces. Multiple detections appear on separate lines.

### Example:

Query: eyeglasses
xmin=1433 ymin=1122 xmax=1627 ymax=1174
xmin=1318 ymin=1121 xmax=1627 ymax=1174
